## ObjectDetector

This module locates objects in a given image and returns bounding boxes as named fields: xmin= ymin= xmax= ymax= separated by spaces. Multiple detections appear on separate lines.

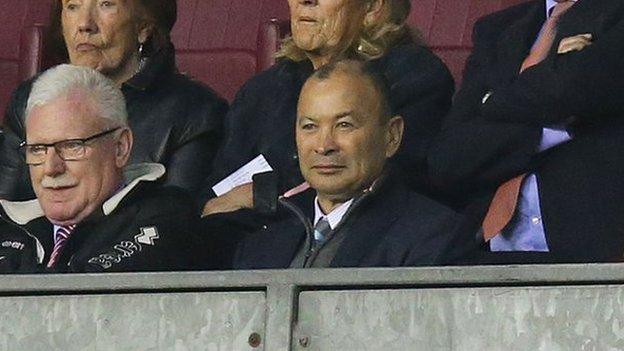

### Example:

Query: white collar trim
xmin=102 ymin=163 xmax=165 ymax=215
xmin=0 ymin=163 xmax=165 ymax=224
xmin=0 ymin=199 xmax=44 ymax=225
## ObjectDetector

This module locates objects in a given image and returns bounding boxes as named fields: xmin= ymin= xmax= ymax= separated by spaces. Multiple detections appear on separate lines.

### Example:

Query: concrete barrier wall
xmin=0 ymin=292 xmax=265 ymax=351
xmin=1 ymin=265 xmax=624 ymax=350
xmin=295 ymin=286 xmax=624 ymax=350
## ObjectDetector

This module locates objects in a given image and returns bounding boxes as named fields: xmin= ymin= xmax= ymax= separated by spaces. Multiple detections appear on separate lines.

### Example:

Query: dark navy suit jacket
xmin=233 ymin=174 xmax=479 ymax=269
xmin=429 ymin=0 xmax=624 ymax=263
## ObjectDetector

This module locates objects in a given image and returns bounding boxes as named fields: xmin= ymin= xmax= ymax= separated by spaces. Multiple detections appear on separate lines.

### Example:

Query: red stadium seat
xmin=411 ymin=0 xmax=531 ymax=85
xmin=1 ymin=0 xmax=289 ymax=117
xmin=257 ymin=19 xmax=292 ymax=73
xmin=0 ymin=0 xmax=534 ymax=119
xmin=172 ymin=0 xmax=289 ymax=101
xmin=0 ymin=0 xmax=53 ymax=125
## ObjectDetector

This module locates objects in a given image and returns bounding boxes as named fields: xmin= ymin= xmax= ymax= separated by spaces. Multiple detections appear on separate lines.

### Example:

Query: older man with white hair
xmin=0 ymin=64 xmax=204 ymax=273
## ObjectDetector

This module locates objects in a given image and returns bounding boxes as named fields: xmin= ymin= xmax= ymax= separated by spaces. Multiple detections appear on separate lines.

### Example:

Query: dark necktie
xmin=481 ymin=1 xmax=575 ymax=241
xmin=47 ymin=225 xmax=76 ymax=268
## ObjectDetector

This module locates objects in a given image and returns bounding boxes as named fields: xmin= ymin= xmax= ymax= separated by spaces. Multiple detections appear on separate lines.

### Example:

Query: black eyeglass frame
xmin=19 ymin=127 xmax=122 ymax=165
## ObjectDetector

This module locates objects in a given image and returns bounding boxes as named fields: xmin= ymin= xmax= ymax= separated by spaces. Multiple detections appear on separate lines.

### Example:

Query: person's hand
xmin=558 ymin=33 xmax=592 ymax=54
xmin=201 ymin=183 xmax=253 ymax=217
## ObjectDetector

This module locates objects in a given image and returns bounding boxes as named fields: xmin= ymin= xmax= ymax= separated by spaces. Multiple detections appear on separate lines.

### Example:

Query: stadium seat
xmin=411 ymin=0 xmax=530 ymax=85
xmin=0 ymin=0 xmax=534 ymax=120
xmin=1 ymin=0 xmax=289 ymax=118
xmin=0 ymin=0 xmax=53 ymax=125
xmin=172 ymin=0 xmax=289 ymax=101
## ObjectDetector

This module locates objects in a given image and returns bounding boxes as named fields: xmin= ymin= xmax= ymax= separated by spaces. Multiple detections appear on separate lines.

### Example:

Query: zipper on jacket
xmin=278 ymin=185 xmax=376 ymax=267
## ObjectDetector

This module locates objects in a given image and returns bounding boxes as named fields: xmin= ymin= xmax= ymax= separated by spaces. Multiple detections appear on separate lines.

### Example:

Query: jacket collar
xmin=554 ymin=0 xmax=609 ymax=46
xmin=495 ymin=1 xmax=545 ymax=83
xmin=495 ymin=0 xmax=600 ymax=82
xmin=283 ymin=170 xmax=388 ymax=218
xmin=280 ymin=169 xmax=405 ymax=267
xmin=102 ymin=163 xmax=165 ymax=215
xmin=123 ymin=43 xmax=176 ymax=91
xmin=0 ymin=163 xmax=165 ymax=225
xmin=330 ymin=173 xmax=405 ymax=267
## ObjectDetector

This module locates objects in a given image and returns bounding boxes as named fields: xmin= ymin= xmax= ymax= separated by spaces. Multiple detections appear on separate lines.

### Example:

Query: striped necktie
xmin=313 ymin=218 xmax=332 ymax=245
xmin=47 ymin=225 xmax=76 ymax=268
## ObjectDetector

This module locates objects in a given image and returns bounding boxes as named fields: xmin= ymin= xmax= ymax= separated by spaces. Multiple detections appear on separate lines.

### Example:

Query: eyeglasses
xmin=20 ymin=127 xmax=121 ymax=166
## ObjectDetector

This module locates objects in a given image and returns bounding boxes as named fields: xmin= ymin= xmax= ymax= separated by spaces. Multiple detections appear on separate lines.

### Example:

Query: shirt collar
xmin=546 ymin=0 xmax=558 ymax=16
xmin=313 ymin=198 xmax=354 ymax=230
xmin=51 ymin=180 xmax=126 ymax=243
xmin=546 ymin=0 xmax=576 ymax=17
xmin=53 ymin=225 xmax=61 ymax=243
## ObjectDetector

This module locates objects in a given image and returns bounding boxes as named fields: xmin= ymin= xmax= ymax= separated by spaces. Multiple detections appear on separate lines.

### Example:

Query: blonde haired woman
xmin=202 ymin=0 xmax=454 ymax=216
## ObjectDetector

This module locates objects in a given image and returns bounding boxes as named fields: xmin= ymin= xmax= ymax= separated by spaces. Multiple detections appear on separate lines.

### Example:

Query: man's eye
xmin=301 ymin=123 xmax=317 ymax=131
xmin=27 ymin=145 xmax=48 ymax=155
xmin=65 ymin=3 xmax=79 ymax=11
xmin=100 ymin=0 xmax=116 ymax=8
xmin=59 ymin=141 xmax=84 ymax=152
xmin=337 ymin=122 xmax=354 ymax=129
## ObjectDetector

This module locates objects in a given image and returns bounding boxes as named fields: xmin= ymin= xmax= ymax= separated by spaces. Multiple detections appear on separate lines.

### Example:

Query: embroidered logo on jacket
xmin=2 ymin=241 xmax=25 ymax=251
xmin=134 ymin=226 xmax=159 ymax=246
xmin=88 ymin=226 xmax=160 ymax=269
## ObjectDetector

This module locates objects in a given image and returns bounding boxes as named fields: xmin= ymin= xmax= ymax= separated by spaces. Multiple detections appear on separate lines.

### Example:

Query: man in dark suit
xmin=233 ymin=60 xmax=476 ymax=269
xmin=429 ymin=0 xmax=624 ymax=263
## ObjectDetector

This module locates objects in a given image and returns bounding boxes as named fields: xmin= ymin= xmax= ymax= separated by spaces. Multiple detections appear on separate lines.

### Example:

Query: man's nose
xmin=77 ymin=4 xmax=99 ymax=34
xmin=298 ymin=0 xmax=317 ymax=7
xmin=42 ymin=149 xmax=67 ymax=177
xmin=314 ymin=129 xmax=338 ymax=156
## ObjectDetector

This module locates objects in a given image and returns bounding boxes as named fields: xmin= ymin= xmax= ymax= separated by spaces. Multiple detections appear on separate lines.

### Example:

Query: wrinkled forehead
xmin=298 ymin=71 xmax=384 ymax=121
xmin=60 ymin=0 xmax=135 ymax=8
xmin=26 ymin=93 xmax=105 ymax=143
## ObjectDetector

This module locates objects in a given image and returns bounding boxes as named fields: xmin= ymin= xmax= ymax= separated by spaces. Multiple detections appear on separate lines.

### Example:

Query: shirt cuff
xmin=539 ymin=127 xmax=572 ymax=152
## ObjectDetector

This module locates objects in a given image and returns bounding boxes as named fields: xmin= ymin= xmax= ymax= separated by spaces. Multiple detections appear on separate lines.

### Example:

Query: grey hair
xmin=25 ymin=64 xmax=128 ymax=126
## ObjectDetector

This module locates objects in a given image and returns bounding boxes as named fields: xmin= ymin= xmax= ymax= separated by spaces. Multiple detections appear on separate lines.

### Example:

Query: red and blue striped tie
xmin=47 ymin=225 xmax=76 ymax=268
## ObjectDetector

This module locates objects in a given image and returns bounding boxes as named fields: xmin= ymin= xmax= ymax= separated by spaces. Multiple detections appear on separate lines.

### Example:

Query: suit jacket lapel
xmin=494 ymin=1 xmax=545 ymax=85
xmin=330 ymin=181 xmax=403 ymax=267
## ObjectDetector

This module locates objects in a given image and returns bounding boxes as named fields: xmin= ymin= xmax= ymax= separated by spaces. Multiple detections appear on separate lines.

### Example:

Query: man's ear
xmin=385 ymin=115 xmax=404 ymax=158
xmin=115 ymin=128 xmax=133 ymax=168
xmin=364 ymin=0 xmax=385 ymax=26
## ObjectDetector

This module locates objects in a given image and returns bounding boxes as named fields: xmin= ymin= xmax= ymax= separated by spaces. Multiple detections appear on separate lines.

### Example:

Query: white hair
xmin=25 ymin=64 xmax=128 ymax=126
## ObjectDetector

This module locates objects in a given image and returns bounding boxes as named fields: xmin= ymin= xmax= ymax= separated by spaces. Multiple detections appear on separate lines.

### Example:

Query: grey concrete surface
xmin=0 ymin=292 xmax=266 ymax=351
xmin=294 ymin=286 xmax=624 ymax=351
xmin=1 ymin=265 xmax=624 ymax=350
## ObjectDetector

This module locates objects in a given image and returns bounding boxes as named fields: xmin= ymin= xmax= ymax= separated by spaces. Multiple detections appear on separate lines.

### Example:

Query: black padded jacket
xmin=0 ymin=163 xmax=211 ymax=273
